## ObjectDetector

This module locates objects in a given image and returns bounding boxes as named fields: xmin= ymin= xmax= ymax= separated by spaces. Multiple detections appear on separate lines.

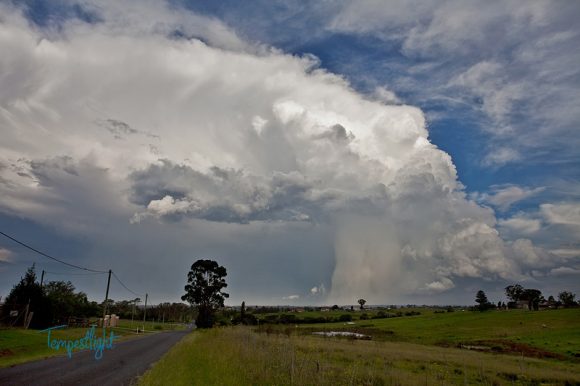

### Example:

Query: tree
xmin=1 ymin=264 xmax=49 ymax=328
xmin=241 ymin=301 xmax=246 ymax=320
xmin=558 ymin=291 xmax=576 ymax=307
xmin=181 ymin=259 xmax=229 ymax=328
xmin=475 ymin=290 xmax=490 ymax=311
xmin=521 ymin=288 xmax=542 ymax=311
xmin=44 ymin=280 xmax=94 ymax=322
xmin=358 ymin=298 xmax=366 ymax=310
xmin=505 ymin=284 xmax=524 ymax=302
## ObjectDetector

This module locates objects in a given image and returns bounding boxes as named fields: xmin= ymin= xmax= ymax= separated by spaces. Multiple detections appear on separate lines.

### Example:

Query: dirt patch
xmin=458 ymin=339 xmax=566 ymax=360
xmin=0 ymin=348 xmax=14 ymax=358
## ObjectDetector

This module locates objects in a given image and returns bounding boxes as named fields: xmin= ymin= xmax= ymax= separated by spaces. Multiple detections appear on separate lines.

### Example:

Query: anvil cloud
xmin=0 ymin=1 xmax=576 ymax=304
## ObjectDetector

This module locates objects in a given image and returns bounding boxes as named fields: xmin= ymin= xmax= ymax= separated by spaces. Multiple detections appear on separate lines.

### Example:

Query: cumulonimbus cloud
xmin=0 ymin=1 xmax=568 ymax=303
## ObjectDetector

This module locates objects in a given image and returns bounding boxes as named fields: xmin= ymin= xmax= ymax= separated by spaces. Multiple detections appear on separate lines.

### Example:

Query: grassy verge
xmin=139 ymin=326 xmax=580 ymax=386
xmin=115 ymin=318 xmax=187 ymax=332
xmin=0 ymin=318 xmax=186 ymax=368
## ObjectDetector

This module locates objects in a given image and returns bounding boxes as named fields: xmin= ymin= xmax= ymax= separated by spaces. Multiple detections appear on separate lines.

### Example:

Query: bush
xmin=338 ymin=314 xmax=352 ymax=322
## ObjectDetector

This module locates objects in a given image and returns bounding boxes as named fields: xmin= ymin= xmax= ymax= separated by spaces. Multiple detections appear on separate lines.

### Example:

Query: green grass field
xmin=262 ymin=308 xmax=580 ymax=359
xmin=139 ymin=326 xmax=580 ymax=386
xmin=0 ymin=319 xmax=187 ymax=368
xmin=292 ymin=308 xmax=580 ymax=359
xmin=138 ymin=308 xmax=580 ymax=385
xmin=115 ymin=318 xmax=186 ymax=332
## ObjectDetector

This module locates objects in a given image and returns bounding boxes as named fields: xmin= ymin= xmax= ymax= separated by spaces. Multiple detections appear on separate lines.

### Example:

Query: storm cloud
xmin=0 ymin=1 xmax=576 ymax=304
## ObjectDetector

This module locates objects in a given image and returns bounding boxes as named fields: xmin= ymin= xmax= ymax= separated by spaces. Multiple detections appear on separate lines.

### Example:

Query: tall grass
xmin=139 ymin=327 xmax=580 ymax=385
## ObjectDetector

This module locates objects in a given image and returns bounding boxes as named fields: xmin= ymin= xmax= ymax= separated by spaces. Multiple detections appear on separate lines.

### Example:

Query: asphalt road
xmin=0 ymin=328 xmax=191 ymax=386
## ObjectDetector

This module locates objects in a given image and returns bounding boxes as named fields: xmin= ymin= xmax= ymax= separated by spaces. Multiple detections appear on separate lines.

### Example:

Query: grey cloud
xmin=30 ymin=156 xmax=80 ymax=180
xmin=97 ymin=118 xmax=138 ymax=139
xmin=549 ymin=266 xmax=580 ymax=277
xmin=129 ymin=160 xmax=332 ymax=224
xmin=312 ymin=124 xmax=354 ymax=143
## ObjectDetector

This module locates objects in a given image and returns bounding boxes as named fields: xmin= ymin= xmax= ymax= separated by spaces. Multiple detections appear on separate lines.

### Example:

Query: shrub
xmin=339 ymin=314 xmax=352 ymax=322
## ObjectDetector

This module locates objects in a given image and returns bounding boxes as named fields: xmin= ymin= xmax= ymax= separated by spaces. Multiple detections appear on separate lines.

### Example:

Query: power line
xmin=0 ymin=230 xmax=108 ymax=273
xmin=44 ymin=270 xmax=106 ymax=276
xmin=111 ymin=271 xmax=143 ymax=297
xmin=1 ymin=230 xmax=150 ymax=302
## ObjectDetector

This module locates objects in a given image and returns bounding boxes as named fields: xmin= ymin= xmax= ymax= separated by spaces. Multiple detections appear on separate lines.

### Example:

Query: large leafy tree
xmin=181 ymin=259 xmax=229 ymax=328
xmin=505 ymin=284 xmax=524 ymax=302
xmin=505 ymin=284 xmax=544 ymax=310
xmin=44 ymin=280 xmax=96 ymax=322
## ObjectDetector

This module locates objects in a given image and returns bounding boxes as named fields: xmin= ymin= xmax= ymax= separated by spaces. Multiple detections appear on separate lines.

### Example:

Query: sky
xmin=0 ymin=0 xmax=579 ymax=306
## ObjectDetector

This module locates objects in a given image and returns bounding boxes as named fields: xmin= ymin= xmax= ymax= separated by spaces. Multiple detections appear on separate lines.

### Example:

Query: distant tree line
xmin=474 ymin=284 xmax=577 ymax=312
xmin=214 ymin=308 xmax=423 ymax=326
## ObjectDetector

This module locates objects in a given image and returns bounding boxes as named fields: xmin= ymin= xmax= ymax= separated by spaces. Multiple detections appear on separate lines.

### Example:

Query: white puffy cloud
xmin=0 ymin=1 xmax=573 ymax=304
xmin=476 ymin=185 xmax=544 ymax=212
xmin=497 ymin=202 xmax=580 ymax=272
xmin=510 ymin=239 xmax=556 ymax=270
xmin=499 ymin=217 xmax=542 ymax=236
xmin=423 ymin=277 xmax=455 ymax=294
xmin=540 ymin=203 xmax=580 ymax=227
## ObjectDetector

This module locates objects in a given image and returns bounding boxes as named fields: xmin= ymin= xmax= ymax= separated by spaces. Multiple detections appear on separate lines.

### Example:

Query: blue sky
xmin=0 ymin=0 xmax=579 ymax=305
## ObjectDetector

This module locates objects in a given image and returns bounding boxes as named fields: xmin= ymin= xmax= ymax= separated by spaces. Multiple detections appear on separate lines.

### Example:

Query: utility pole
xmin=40 ymin=270 xmax=45 ymax=288
xmin=143 ymin=293 xmax=148 ymax=327
xmin=131 ymin=298 xmax=136 ymax=329
xmin=102 ymin=269 xmax=112 ymax=327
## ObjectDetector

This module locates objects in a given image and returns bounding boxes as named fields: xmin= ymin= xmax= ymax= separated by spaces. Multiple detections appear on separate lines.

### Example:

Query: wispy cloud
xmin=329 ymin=0 xmax=580 ymax=167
